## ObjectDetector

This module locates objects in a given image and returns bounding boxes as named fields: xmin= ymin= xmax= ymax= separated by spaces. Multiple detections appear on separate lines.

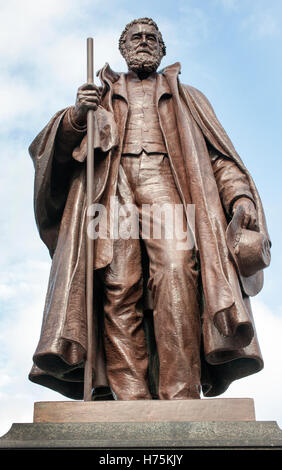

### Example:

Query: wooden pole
xmin=84 ymin=37 xmax=95 ymax=401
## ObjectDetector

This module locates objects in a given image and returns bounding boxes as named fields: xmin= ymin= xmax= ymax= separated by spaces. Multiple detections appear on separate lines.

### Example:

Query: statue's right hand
xmin=72 ymin=83 xmax=101 ymax=126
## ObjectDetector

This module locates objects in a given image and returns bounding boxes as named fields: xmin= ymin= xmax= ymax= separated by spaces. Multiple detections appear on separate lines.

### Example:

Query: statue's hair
xmin=119 ymin=17 xmax=166 ymax=57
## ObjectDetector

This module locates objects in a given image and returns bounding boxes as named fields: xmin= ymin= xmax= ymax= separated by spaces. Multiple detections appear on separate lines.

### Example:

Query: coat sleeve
xmin=29 ymin=109 xmax=79 ymax=256
xmin=54 ymin=107 xmax=87 ymax=163
xmin=208 ymin=144 xmax=255 ymax=216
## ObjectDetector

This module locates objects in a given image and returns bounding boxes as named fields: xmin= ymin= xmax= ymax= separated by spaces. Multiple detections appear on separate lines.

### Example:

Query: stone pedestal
xmin=1 ymin=398 xmax=282 ymax=450
xmin=1 ymin=420 xmax=282 ymax=449
xmin=33 ymin=398 xmax=255 ymax=423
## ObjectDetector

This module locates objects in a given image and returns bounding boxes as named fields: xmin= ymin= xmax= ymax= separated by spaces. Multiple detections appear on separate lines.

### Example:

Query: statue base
xmin=33 ymin=397 xmax=255 ymax=423
xmin=1 ymin=399 xmax=282 ymax=450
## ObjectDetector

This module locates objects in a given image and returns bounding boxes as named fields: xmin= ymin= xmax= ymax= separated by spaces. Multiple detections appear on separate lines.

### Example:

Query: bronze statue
xmin=28 ymin=18 xmax=271 ymax=401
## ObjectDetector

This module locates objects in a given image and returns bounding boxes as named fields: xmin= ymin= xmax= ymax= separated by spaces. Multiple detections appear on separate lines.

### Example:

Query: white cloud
xmin=0 ymin=271 xmax=59 ymax=436
xmin=0 ymin=285 xmax=14 ymax=300
xmin=0 ymin=0 xmax=129 ymax=133
xmin=215 ymin=0 xmax=281 ymax=40
xmin=0 ymin=375 xmax=12 ymax=388
xmin=222 ymin=297 xmax=282 ymax=426
xmin=215 ymin=0 xmax=239 ymax=10
xmin=242 ymin=8 xmax=280 ymax=39
xmin=178 ymin=5 xmax=209 ymax=46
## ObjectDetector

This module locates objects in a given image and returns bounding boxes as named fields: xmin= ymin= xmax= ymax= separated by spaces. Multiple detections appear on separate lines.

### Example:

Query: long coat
xmin=28 ymin=62 xmax=270 ymax=399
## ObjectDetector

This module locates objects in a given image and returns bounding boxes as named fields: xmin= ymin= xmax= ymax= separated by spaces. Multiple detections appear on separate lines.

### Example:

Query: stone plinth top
xmin=33 ymin=398 xmax=255 ymax=423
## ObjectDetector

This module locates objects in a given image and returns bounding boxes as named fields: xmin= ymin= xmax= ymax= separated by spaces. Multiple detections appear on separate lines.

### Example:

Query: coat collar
xmin=98 ymin=62 xmax=181 ymax=103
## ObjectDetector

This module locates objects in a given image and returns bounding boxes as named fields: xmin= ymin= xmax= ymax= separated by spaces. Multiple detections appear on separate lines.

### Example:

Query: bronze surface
xmin=28 ymin=17 xmax=270 ymax=401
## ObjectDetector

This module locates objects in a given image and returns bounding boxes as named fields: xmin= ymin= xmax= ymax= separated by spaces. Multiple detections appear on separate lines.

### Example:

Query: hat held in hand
xmin=226 ymin=205 xmax=271 ymax=296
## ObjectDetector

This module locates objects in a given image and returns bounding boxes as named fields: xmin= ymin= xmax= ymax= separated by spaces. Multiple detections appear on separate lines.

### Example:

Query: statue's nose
xmin=140 ymin=34 xmax=149 ymax=46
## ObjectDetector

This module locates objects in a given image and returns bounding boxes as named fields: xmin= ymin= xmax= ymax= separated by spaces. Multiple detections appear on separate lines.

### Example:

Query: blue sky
xmin=0 ymin=0 xmax=282 ymax=435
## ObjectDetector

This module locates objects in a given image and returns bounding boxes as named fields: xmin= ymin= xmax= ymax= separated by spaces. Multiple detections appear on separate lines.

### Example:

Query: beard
xmin=123 ymin=49 xmax=163 ymax=73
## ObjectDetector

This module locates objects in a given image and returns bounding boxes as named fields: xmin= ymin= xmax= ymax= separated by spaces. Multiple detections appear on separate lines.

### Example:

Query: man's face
xmin=122 ymin=23 xmax=163 ymax=73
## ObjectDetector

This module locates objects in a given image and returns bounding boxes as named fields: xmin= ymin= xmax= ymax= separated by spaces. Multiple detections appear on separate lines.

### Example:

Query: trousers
xmin=101 ymin=151 xmax=202 ymax=400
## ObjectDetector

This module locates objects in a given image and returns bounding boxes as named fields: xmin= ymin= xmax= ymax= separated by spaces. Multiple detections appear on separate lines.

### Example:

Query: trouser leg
xmin=102 ymin=161 xmax=151 ymax=400
xmin=135 ymin=153 xmax=202 ymax=399
xmin=147 ymin=247 xmax=201 ymax=399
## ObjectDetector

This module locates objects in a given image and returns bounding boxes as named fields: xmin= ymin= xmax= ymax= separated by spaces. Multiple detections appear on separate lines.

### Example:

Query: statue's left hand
xmin=232 ymin=197 xmax=259 ymax=231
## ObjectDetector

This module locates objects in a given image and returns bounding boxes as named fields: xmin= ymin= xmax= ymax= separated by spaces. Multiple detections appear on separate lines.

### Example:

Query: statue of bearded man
xmin=28 ymin=17 xmax=270 ymax=401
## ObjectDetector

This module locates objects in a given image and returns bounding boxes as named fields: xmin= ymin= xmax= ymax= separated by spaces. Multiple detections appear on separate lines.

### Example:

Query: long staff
xmin=84 ymin=37 xmax=95 ymax=401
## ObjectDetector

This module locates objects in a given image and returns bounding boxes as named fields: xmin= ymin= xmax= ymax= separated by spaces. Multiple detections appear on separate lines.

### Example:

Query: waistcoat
xmin=122 ymin=73 xmax=167 ymax=155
